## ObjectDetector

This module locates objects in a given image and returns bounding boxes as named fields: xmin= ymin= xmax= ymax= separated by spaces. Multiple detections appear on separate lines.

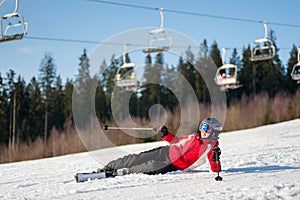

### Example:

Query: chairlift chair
xmin=0 ymin=0 xmax=28 ymax=43
xmin=214 ymin=64 xmax=242 ymax=91
xmin=143 ymin=8 xmax=172 ymax=54
xmin=115 ymin=45 xmax=140 ymax=91
xmin=291 ymin=48 xmax=300 ymax=84
xmin=214 ymin=48 xmax=242 ymax=91
xmin=250 ymin=21 xmax=275 ymax=61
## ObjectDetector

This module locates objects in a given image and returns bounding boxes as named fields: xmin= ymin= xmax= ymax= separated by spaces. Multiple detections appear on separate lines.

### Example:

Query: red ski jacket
xmin=162 ymin=132 xmax=221 ymax=172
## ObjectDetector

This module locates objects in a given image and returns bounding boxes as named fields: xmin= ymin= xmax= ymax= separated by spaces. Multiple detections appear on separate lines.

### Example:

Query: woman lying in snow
xmin=98 ymin=117 xmax=223 ymax=177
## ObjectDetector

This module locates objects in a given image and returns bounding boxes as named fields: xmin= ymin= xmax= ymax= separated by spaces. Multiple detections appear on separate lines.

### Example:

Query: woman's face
xmin=199 ymin=122 xmax=212 ymax=139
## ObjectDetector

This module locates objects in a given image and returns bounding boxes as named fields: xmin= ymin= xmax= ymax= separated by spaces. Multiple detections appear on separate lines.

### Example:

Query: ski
xmin=75 ymin=171 xmax=107 ymax=183
xmin=75 ymin=168 xmax=129 ymax=182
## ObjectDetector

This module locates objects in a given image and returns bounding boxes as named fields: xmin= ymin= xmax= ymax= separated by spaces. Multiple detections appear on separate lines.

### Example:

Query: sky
xmin=0 ymin=0 xmax=299 ymax=84
xmin=0 ymin=119 xmax=300 ymax=199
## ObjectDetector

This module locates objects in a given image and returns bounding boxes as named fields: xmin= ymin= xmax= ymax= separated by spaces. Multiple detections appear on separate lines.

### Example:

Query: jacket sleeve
xmin=162 ymin=132 xmax=179 ymax=144
xmin=207 ymin=141 xmax=221 ymax=172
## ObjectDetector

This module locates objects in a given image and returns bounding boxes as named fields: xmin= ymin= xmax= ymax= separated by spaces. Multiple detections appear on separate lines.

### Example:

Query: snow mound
xmin=1 ymin=119 xmax=300 ymax=199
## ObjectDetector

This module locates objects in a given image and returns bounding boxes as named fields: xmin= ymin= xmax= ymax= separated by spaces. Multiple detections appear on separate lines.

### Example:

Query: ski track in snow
xmin=1 ymin=119 xmax=300 ymax=199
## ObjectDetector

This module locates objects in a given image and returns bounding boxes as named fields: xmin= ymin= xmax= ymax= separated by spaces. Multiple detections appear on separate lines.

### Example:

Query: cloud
xmin=18 ymin=46 xmax=34 ymax=55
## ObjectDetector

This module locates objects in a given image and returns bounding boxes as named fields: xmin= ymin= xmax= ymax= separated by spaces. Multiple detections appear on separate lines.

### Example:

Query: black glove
xmin=158 ymin=125 xmax=168 ymax=137
xmin=212 ymin=147 xmax=221 ymax=161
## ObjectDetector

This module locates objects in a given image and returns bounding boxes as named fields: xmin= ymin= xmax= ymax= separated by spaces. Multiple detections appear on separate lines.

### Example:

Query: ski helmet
xmin=199 ymin=117 xmax=223 ymax=139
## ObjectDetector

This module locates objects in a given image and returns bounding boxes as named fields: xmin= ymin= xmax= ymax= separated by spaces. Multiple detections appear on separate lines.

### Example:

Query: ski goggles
xmin=199 ymin=123 xmax=210 ymax=133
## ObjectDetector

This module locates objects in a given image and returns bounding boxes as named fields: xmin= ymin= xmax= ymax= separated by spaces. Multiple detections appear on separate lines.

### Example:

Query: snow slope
xmin=1 ymin=119 xmax=300 ymax=199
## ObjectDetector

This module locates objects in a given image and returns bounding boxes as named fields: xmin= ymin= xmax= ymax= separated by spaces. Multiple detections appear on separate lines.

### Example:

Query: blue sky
xmin=0 ymin=0 xmax=299 ymax=83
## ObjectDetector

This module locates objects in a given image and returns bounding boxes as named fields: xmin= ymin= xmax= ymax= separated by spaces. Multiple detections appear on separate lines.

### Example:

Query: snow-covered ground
xmin=1 ymin=119 xmax=300 ymax=199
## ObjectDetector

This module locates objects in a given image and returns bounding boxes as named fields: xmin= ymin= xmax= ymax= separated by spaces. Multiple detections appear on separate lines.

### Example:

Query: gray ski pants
xmin=106 ymin=145 xmax=177 ymax=175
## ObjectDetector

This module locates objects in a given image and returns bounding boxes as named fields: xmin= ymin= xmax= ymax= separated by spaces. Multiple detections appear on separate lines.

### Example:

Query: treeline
xmin=0 ymin=32 xmax=299 ymax=163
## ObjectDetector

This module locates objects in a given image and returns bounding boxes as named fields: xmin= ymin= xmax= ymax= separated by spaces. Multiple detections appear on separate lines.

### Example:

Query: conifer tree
xmin=6 ymin=69 xmax=17 ymax=149
xmin=0 ymin=75 xmax=9 ymax=144
xmin=138 ymin=53 xmax=165 ymax=119
xmin=63 ymin=79 xmax=73 ymax=121
xmin=39 ymin=53 xmax=56 ymax=144
xmin=25 ymin=77 xmax=44 ymax=141
xmin=210 ymin=41 xmax=222 ymax=68
xmin=185 ymin=46 xmax=196 ymax=90
xmin=227 ymin=48 xmax=242 ymax=101
xmin=239 ymin=46 xmax=254 ymax=96
xmin=14 ymin=76 xmax=27 ymax=146
xmin=74 ymin=49 xmax=92 ymax=128
xmin=129 ymin=91 xmax=138 ymax=117
xmin=138 ymin=54 xmax=152 ymax=118
xmin=195 ymin=39 xmax=209 ymax=102
xmin=176 ymin=56 xmax=191 ymax=105
xmin=161 ymin=64 xmax=178 ymax=111
xmin=49 ymin=76 xmax=65 ymax=131
xmin=101 ymin=55 xmax=119 ymax=120
xmin=151 ymin=53 xmax=164 ymax=103
xmin=208 ymin=41 xmax=224 ymax=101
xmin=94 ymin=75 xmax=107 ymax=123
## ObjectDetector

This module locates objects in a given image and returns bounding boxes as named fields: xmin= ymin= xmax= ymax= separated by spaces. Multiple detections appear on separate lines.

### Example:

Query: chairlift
xmin=291 ymin=48 xmax=300 ymax=84
xmin=115 ymin=44 xmax=140 ymax=91
xmin=214 ymin=48 xmax=242 ymax=91
xmin=0 ymin=0 xmax=28 ymax=43
xmin=250 ymin=21 xmax=275 ymax=61
xmin=143 ymin=8 xmax=172 ymax=54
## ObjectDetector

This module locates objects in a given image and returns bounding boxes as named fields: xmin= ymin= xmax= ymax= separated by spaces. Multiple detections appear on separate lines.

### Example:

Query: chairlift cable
xmin=85 ymin=0 xmax=155 ymax=11
xmin=26 ymin=36 xmax=145 ymax=47
xmin=25 ymin=36 xmax=296 ymax=52
xmin=84 ymin=0 xmax=300 ymax=29
xmin=0 ymin=0 xmax=6 ymax=7
xmin=26 ymin=36 xmax=100 ymax=44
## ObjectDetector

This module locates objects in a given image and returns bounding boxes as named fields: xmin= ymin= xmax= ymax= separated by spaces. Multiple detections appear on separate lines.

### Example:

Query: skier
xmin=98 ymin=117 xmax=223 ymax=177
